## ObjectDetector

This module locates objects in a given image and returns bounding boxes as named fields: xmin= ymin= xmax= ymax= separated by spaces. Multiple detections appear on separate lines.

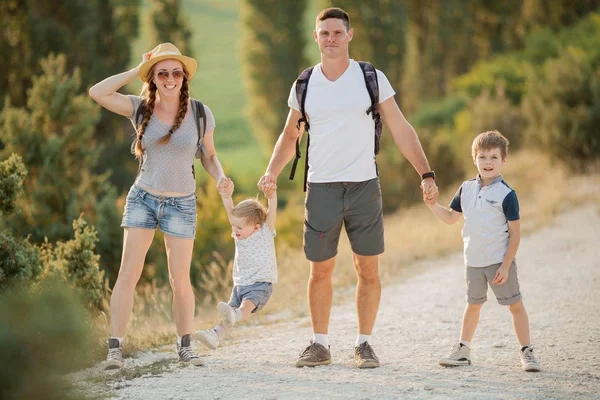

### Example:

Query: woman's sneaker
xmin=520 ymin=346 xmax=541 ymax=372
xmin=195 ymin=329 xmax=220 ymax=350
xmin=177 ymin=334 xmax=204 ymax=366
xmin=104 ymin=338 xmax=123 ymax=370
xmin=218 ymin=302 xmax=236 ymax=329
xmin=438 ymin=343 xmax=472 ymax=367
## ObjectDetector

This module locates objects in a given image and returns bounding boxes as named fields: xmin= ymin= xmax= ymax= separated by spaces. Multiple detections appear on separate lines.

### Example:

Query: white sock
xmin=356 ymin=334 xmax=371 ymax=347
xmin=313 ymin=333 xmax=329 ymax=348
xmin=111 ymin=337 xmax=123 ymax=345
xmin=459 ymin=340 xmax=471 ymax=348
xmin=235 ymin=309 xmax=243 ymax=322
xmin=214 ymin=325 xmax=226 ymax=340
xmin=177 ymin=335 xmax=183 ymax=346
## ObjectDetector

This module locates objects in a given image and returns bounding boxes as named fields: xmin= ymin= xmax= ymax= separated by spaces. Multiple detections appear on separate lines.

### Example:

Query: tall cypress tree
xmin=149 ymin=0 xmax=193 ymax=57
xmin=241 ymin=0 xmax=308 ymax=149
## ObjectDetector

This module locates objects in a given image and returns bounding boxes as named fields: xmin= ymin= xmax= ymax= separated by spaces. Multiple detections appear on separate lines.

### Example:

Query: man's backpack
xmin=132 ymin=98 xmax=207 ymax=178
xmin=289 ymin=61 xmax=382 ymax=192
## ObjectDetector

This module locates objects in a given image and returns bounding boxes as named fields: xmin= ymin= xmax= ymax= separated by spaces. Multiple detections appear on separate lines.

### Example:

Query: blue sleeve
xmin=449 ymin=185 xmax=462 ymax=213
xmin=502 ymin=190 xmax=520 ymax=221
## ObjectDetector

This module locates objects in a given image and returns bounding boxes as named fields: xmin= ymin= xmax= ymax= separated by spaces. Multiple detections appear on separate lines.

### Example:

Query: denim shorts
xmin=121 ymin=185 xmax=197 ymax=239
xmin=228 ymin=282 xmax=273 ymax=313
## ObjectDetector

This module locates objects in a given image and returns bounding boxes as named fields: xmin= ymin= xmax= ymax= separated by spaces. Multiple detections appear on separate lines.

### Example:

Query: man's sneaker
xmin=295 ymin=341 xmax=332 ymax=367
xmin=218 ymin=302 xmax=236 ymax=329
xmin=195 ymin=329 xmax=220 ymax=350
xmin=520 ymin=346 xmax=541 ymax=372
xmin=439 ymin=343 xmax=472 ymax=367
xmin=104 ymin=338 xmax=123 ymax=370
xmin=177 ymin=334 xmax=204 ymax=366
xmin=354 ymin=342 xmax=380 ymax=368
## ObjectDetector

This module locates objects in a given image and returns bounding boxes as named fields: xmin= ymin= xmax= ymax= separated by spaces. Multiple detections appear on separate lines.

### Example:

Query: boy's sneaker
xmin=104 ymin=338 xmax=123 ymax=370
xmin=218 ymin=302 xmax=236 ymax=329
xmin=520 ymin=346 xmax=541 ymax=372
xmin=439 ymin=343 xmax=472 ymax=367
xmin=195 ymin=329 xmax=220 ymax=350
xmin=295 ymin=341 xmax=332 ymax=367
xmin=177 ymin=334 xmax=204 ymax=366
xmin=354 ymin=342 xmax=380 ymax=368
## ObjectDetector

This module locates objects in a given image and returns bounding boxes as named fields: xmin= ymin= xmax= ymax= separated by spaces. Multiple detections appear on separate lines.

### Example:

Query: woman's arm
xmin=88 ymin=53 xmax=150 ymax=117
xmin=199 ymin=129 xmax=227 ymax=188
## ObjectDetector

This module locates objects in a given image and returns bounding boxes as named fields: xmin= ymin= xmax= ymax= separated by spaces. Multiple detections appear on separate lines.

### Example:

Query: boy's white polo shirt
xmin=288 ymin=60 xmax=395 ymax=183
xmin=450 ymin=175 xmax=520 ymax=268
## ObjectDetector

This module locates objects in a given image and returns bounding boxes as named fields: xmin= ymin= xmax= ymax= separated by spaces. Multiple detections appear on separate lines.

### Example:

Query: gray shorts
xmin=466 ymin=261 xmax=522 ymax=305
xmin=304 ymin=178 xmax=384 ymax=262
xmin=228 ymin=282 xmax=273 ymax=313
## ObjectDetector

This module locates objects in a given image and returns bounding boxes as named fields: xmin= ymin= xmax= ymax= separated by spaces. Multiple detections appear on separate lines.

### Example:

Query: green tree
xmin=0 ymin=54 xmax=122 ymax=279
xmin=522 ymin=47 xmax=600 ymax=169
xmin=149 ymin=0 xmax=193 ymax=57
xmin=241 ymin=0 xmax=308 ymax=150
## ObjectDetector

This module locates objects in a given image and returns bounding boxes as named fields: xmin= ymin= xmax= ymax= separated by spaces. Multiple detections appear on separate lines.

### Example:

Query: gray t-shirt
xmin=127 ymin=95 xmax=215 ymax=194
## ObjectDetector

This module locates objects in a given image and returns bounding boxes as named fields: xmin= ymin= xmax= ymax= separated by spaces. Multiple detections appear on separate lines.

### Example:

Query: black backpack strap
xmin=190 ymin=99 xmax=207 ymax=178
xmin=358 ymin=61 xmax=382 ymax=156
xmin=289 ymin=66 xmax=314 ymax=192
xmin=133 ymin=100 xmax=147 ymax=176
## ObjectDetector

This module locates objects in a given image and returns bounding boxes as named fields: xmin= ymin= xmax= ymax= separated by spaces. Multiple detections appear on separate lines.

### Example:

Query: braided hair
xmin=134 ymin=65 xmax=191 ymax=158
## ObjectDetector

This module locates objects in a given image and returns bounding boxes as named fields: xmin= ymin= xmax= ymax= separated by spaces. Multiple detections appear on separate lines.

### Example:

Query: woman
xmin=89 ymin=43 xmax=227 ymax=369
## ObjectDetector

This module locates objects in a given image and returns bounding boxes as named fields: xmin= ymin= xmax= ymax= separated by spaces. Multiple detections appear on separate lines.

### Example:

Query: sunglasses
xmin=155 ymin=70 xmax=186 ymax=81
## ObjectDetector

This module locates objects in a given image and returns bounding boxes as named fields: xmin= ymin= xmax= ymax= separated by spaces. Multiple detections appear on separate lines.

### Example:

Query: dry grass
xmin=101 ymin=151 xmax=600 ymax=355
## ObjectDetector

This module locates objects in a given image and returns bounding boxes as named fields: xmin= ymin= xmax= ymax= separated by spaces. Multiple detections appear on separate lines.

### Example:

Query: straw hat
xmin=138 ymin=42 xmax=197 ymax=81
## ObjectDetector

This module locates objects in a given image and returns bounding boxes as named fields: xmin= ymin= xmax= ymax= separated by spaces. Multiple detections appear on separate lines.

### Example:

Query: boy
xmin=424 ymin=130 xmax=540 ymax=372
xmin=195 ymin=179 xmax=277 ymax=349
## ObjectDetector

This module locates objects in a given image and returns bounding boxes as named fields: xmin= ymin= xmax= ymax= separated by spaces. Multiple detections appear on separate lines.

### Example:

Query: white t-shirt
xmin=232 ymin=223 xmax=277 ymax=286
xmin=288 ymin=60 xmax=395 ymax=183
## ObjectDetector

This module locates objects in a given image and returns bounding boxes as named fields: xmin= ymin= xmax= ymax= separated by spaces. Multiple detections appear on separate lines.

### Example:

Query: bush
xmin=0 ymin=153 xmax=27 ymax=214
xmin=0 ymin=279 xmax=91 ymax=400
xmin=40 ymin=216 xmax=107 ymax=310
xmin=522 ymin=47 xmax=600 ymax=169
xmin=0 ymin=231 xmax=42 ymax=288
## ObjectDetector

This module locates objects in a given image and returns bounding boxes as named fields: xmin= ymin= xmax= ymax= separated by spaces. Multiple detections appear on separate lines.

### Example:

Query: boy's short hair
xmin=232 ymin=198 xmax=267 ymax=226
xmin=316 ymin=7 xmax=350 ymax=31
xmin=472 ymin=130 xmax=510 ymax=160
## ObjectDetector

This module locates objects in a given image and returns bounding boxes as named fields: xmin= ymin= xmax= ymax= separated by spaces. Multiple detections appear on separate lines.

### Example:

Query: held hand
xmin=257 ymin=173 xmax=277 ymax=194
xmin=217 ymin=177 xmax=234 ymax=197
xmin=423 ymin=190 xmax=438 ymax=206
xmin=421 ymin=178 xmax=438 ymax=197
xmin=492 ymin=265 xmax=510 ymax=285
xmin=263 ymin=187 xmax=276 ymax=199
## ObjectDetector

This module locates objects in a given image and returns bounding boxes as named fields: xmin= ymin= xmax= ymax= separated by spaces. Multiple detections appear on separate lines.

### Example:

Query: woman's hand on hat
xmin=137 ymin=52 xmax=153 ymax=68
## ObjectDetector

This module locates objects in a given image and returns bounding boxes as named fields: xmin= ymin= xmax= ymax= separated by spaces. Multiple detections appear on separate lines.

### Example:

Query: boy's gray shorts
xmin=303 ymin=178 xmax=384 ymax=262
xmin=228 ymin=282 xmax=273 ymax=313
xmin=466 ymin=261 xmax=522 ymax=305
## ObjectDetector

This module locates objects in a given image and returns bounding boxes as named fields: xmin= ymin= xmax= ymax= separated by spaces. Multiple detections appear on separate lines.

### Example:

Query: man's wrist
xmin=421 ymin=171 xmax=436 ymax=181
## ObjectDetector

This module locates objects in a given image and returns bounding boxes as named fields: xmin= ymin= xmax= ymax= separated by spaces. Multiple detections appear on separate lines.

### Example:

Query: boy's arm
xmin=492 ymin=219 xmax=520 ymax=285
xmin=423 ymin=186 xmax=462 ymax=225
xmin=426 ymin=202 xmax=462 ymax=225
xmin=493 ymin=191 xmax=521 ymax=285
xmin=265 ymin=191 xmax=277 ymax=232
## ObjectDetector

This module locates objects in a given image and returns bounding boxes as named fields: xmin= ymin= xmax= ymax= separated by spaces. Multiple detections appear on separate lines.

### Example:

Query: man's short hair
xmin=316 ymin=7 xmax=350 ymax=31
xmin=472 ymin=130 xmax=510 ymax=160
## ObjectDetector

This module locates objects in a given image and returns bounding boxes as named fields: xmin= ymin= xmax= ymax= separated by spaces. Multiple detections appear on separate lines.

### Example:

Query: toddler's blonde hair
xmin=231 ymin=198 xmax=267 ymax=226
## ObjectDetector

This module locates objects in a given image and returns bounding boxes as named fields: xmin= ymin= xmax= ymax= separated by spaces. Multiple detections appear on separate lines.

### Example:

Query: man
xmin=258 ymin=7 xmax=438 ymax=369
